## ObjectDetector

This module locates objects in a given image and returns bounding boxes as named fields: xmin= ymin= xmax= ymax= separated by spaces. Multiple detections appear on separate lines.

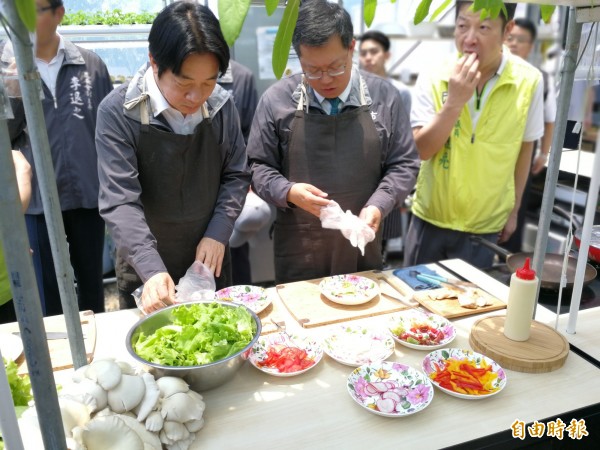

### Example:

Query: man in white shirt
xmin=506 ymin=17 xmax=557 ymax=174
xmin=4 ymin=0 xmax=112 ymax=315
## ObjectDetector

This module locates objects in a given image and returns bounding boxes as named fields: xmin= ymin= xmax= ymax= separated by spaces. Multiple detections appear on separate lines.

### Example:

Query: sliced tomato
xmin=257 ymin=346 xmax=316 ymax=373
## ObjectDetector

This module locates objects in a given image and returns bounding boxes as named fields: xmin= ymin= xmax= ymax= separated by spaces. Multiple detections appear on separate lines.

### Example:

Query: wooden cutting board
xmin=411 ymin=287 xmax=506 ymax=319
xmin=11 ymin=310 xmax=97 ymax=374
xmin=258 ymin=296 xmax=285 ymax=335
xmin=469 ymin=316 xmax=569 ymax=373
xmin=381 ymin=271 xmax=506 ymax=319
xmin=276 ymin=271 xmax=408 ymax=328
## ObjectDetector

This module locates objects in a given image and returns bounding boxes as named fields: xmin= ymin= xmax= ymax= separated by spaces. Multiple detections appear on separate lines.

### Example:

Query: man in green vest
xmin=404 ymin=1 xmax=544 ymax=269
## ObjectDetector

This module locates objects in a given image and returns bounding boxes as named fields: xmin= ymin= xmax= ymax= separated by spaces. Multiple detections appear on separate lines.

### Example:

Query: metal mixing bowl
xmin=125 ymin=300 xmax=262 ymax=391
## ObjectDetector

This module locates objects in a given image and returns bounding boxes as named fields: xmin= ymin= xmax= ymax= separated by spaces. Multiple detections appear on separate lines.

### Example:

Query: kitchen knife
xmin=13 ymin=331 xmax=85 ymax=340
xmin=414 ymin=273 xmax=469 ymax=292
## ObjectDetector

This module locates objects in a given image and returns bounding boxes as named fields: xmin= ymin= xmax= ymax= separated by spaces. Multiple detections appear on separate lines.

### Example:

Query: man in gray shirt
xmin=247 ymin=0 xmax=419 ymax=283
xmin=96 ymin=2 xmax=249 ymax=312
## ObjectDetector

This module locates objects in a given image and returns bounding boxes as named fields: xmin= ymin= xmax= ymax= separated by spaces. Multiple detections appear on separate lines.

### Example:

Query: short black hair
xmin=359 ymin=30 xmax=390 ymax=52
xmin=292 ymin=0 xmax=354 ymax=57
xmin=148 ymin=1 xmax=229 ymax=78
xmin=455 ymin=1 xmax=517 ymax=28
xmin=48 ymin=0 xmax=64 ymax=8
xmin=514 ymin=18 xmax=537 ymax=42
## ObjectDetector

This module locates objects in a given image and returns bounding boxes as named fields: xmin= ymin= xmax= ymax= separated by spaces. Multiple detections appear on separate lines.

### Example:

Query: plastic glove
xmin=320 ymin=201 xmax=375 ymax=255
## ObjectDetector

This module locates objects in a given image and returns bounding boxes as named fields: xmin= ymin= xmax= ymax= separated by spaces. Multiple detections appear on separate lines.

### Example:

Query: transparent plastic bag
xmin=132 ymin=261 xmax=216 ymax=314
xmin=175 ymin=261 xmax=216 ymax=302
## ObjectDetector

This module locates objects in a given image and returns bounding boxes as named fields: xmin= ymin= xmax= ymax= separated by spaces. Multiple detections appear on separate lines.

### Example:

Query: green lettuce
xmin=3 ymin=357 xmax=32 ymax=406
xmin=134 ymin=303 xmax=257 ymax=366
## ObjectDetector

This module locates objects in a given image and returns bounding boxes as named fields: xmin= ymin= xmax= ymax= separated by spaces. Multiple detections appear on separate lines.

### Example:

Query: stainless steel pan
xmin=471 ymin=236 xmax=597 ymax=290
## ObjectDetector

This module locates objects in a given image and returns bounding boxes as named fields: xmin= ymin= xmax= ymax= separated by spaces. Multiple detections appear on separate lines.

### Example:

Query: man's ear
xmin=149 ymin=53 xmax=159 ymax=76
xmin=56 ymin=6 xmax=66 ymax=23
xmin=348 ymin=38 xmax=356 ymax=54
xmin=504 ymin=20 xmax=515 ymax=39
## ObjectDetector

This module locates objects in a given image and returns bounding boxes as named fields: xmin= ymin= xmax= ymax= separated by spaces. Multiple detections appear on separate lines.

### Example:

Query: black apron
xmin=274 ymin=78 xmax=383 ymax=283
xmin=117 ymin=95 xmax=231 ymax=301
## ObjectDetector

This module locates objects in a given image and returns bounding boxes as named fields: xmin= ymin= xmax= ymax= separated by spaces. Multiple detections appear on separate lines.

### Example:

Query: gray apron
xmin=116 ymin=93 xmax=231 ymax=304
xmin=274 ymin=77 xmax=383 ymax=283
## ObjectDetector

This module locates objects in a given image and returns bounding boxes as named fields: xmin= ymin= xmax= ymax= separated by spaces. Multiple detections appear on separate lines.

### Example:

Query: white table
xmin=82 ymin=260 xmax=599 ymax=449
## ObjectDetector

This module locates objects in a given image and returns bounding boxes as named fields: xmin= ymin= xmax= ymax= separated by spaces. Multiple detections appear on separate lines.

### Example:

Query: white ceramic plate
xmin=322 ymin=325 xmax=394 ymax=367
xmin=248 ymin=332 xmax=323 ymax=377
xmin=388 ymin=310 xmax=456 ymax=350
xmin=0 ymin=332 xmax=24 ymax=362
xmin=215 ymin=285 xmax=271 ymax=314
xmin=319 ymin=274 xmax=379 ymax=306
xmin=347 ymin=360 xmax=434 ymax=417
xmin=422 ymin=348 xmax=507 ymax=400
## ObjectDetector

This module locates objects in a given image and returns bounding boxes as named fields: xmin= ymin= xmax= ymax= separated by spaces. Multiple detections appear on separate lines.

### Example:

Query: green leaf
xmin=265 ymin=0 xmax=279 ymax=16
xmin=541 ymin=5 xmax=556 ymax=24
xmin=364 ymin=0 xmax=377 ymax=28
xmin=430 ymin=0 xmax=453 ymax=22
xmin=218 ymin=0 xmax=251 ymax=47
xmin=15 ymin=0 xmax=36 ymax=32
xmin=272 ymin=0 xmax=300 ymax=80
xmin=471 ymin=0 xmax=505 ymax=21
xmin=414 ymin=0 xmax=433 ymax=25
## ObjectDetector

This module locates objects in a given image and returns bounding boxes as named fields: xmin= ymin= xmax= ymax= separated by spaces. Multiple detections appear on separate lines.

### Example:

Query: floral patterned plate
xmin=215 ymin=285 xmax=271 ymax=314
xmin=319 ymin=274 xmax=379 ymax=306
xmin=422 ymin=348 xmax=508 ymax=400
xmin=347 ymin=360 xmax=434 ymax=417
xmin=322 ymin=325 xmax=395 ymax=367
xmin=248 ymin=332 xmax=323 ymax=377
xmin=388 ymin=310 xmax=456 ymax=350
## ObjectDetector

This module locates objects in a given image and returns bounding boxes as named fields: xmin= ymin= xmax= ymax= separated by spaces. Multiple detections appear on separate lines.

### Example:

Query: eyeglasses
xmin=506 ymin=35 xmax=532 ymax=44
xmin=303 ymin=64 xmax=347 ymax=80
xmin=36 ymin=6 xmax=54 ymax=15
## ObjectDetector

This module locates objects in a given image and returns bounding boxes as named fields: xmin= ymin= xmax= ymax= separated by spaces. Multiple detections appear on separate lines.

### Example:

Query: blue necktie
xmin=329 ymin=97 xmax=341 ymax=115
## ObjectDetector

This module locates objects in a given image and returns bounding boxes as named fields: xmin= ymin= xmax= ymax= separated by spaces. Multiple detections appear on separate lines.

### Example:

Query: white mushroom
xmin=134 ymin=372 xmax=160 ymax=422
xmin=186 ymin=390 xmax=205 ymax=411
xmin=58 ymin=396 xmax=93 ymax=438
xmin=161 ymin=392 xmax=204 ymax=423
xmin=165 ymin=433 xmax=196 ymax=450
xmin=145 ymin=410 xmax=164 ymax=432
xmin=117 ymin=413 xmax=162 ymax=450
xmin=162 ymin=420 xmax=190 ymax=442
xmin=85 ymin=359 xmax=123 ymax=391
xmin=66 ymin=378 xmax=108 ymax=412
xmin=107 ymin=374 xmax=146 ymax=413
xmin=184 ymin=417 xmax=205 ymax=433
xmin=116 ymin=361 xmax=135 ymax=375
xmin=156 ymin=376 xmax=189 ymax=398
xmin=17 ymin=409 xmax=44 ymax=450
xmin=72 ymin=415 xmax=144 ymax=450
xmin=72 ymin=364 xmax=89 ymax=383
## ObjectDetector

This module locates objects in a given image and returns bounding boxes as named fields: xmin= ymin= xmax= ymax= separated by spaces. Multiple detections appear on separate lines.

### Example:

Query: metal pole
xmin=0 ymin=349 xmax=24 ymax=450
xmin=0 ymin=0 xmax=87 ymax=367
xmin=566 ymin=141 xmax=600 ymax=333
xmin=0 ymin=108 xmax=66 ymax=449
xmin=532 ymin=6 xmax=582 ymax=315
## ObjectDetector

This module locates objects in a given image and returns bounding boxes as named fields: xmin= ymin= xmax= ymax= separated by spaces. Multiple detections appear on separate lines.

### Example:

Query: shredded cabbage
xmin=134 ymin=303 xmax=257 ymax=366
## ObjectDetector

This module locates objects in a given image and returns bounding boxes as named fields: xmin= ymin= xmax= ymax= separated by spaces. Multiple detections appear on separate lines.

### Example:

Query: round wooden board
xmin=469 ymin=315 xmax=569 ymax=373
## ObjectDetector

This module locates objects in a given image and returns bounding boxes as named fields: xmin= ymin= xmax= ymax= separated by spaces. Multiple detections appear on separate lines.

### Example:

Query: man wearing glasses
xmin=3 ymin=0 xmax=112 ymax=315
xmin=506 ymin=18 xmax=556 ymax=176
xmin=247 ymin=0 xmax=419 ymax=283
